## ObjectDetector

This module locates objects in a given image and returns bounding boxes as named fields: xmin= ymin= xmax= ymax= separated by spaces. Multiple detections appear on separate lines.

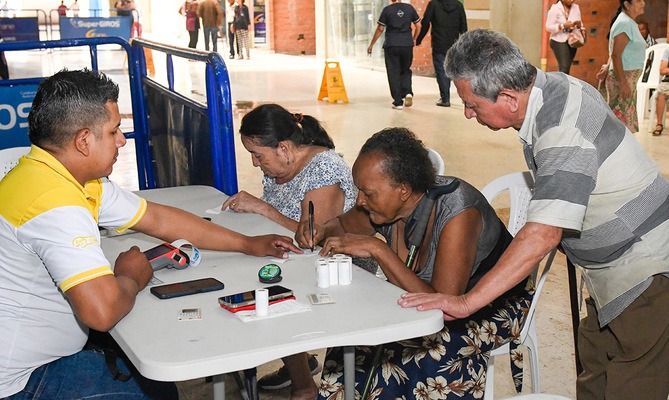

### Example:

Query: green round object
xmin=258 ymin=263 xmax=282 ymax=283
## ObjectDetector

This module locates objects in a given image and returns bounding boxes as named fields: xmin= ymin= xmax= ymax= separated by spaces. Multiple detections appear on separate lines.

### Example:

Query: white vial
xmin=328 ymin=257 xmax=339 ymax=285
xmin=316 ymin=259 xmax=330 ymax=288
xmin=255 ymin=288 xmax=269 ymax=317
xmin=338 ymin=257 xmax=352 ymax=285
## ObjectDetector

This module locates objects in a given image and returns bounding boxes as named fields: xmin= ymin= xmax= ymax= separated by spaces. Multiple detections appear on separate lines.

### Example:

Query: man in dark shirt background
xmin=367 ymin=0 xmax=421 ymax=110
xmin=416 ymin=0 xmax=467 ymax=107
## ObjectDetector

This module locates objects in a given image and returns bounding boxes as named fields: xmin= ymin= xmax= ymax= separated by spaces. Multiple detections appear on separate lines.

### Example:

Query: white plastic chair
xmin=0 ymin=146 xmax=30 ymax=180
xmin=427 ymin=148 xmax=445 ymax=175
xmin=647 ymin=85 xmax=669 ymax=133
xmin=481 ymin=171 xmax=557 ymax=399
xmin=637 ymin=43 xmax=669 ymax=123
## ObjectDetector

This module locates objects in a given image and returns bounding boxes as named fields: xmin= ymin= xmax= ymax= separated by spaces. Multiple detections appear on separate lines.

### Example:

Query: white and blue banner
xmin=59 ymin=16 xmax=132 ymax=40
xmin=0 ymin=17 xmax=40 ymax=42
xmin=0 ymin=85 xmax=36 ymax=148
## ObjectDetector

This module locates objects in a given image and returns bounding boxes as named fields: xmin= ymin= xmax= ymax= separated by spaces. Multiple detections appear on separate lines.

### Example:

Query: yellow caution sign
xmin=318 ymin=61 xmax=348 ymax=103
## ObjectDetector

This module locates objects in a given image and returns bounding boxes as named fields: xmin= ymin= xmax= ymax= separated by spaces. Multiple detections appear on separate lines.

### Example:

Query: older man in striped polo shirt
xmin=399 ymin=29 xmax=669 ymax=400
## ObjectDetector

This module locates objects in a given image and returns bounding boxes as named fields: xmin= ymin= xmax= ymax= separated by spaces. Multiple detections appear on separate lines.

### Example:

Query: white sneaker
xmin=404 ymin=94 xmax=413 ymax=107
xmin=392 ymin=104 xmax=404 ymax=110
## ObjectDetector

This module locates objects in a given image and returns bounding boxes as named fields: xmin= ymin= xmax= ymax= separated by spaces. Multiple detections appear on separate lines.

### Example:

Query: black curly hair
xmin=358 ymin=127 xmax=435 ymax=193
xmin=28 ymin=68 xmax=119 ymax=149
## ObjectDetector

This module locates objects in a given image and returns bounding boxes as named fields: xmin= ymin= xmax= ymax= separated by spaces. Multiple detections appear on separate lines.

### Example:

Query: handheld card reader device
xmin=143 ymin=243 xmax=190 ymax=271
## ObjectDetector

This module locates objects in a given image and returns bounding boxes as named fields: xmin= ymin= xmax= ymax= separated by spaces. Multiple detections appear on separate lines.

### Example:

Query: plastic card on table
xmin=270 ymin=248 xmax=322 ymax=264
xmin=233 ymin=299 xmax=311 ymax=322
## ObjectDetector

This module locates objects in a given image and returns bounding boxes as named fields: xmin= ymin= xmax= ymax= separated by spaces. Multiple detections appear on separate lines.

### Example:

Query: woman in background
xmin=545 ymin=0 xmax=583 ymax=74
xmin=597 ymin=0 xmax=646 ymax=133
xmin=181 ymin=0 xmax=199 ymax=49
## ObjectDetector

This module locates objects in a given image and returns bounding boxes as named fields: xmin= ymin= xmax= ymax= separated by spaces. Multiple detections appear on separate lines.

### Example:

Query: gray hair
xmin=445 ymin=29 xmax=536 ymax=102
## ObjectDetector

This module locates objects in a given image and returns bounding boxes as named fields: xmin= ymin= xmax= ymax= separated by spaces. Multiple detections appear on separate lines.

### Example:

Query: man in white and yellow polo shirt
xmin=0 ymin=69 xmax=300 ymax=399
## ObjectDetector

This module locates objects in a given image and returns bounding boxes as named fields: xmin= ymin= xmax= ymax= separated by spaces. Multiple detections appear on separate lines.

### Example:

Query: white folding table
xmin=101 ymin=186 xmax=444 ymax=400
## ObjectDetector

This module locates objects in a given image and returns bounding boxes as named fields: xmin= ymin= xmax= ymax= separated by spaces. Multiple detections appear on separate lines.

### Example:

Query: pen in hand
xmin=308 ymin=201 xmax=314 ymax=253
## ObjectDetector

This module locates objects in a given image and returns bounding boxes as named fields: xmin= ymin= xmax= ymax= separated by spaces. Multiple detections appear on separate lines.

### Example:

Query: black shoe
xmin=436 ymin=99 xmax=451 ymax=107
xmin=230 ymin=54 xmax=235 ymax=59
xmin=257 ymin=354 xmax=321 ymax=390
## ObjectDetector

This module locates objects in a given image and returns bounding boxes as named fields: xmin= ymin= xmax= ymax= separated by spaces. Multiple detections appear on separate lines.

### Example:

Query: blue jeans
xmin=203 ymin=26 xmax=218 ymax=52
xmin=4 ymin=349 xmax=178 ymax=400
xmin=432 ymin=51 xmax=450 ymax=102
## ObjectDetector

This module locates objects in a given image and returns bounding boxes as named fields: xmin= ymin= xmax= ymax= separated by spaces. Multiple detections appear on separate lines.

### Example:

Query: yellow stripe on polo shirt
xmin=115 ymin=197 xmax=147 ymax=233
xmin=59 ymin=265 xmax=114 ymax=292
xmin=0 ymin=146 xmax=104 ymax=227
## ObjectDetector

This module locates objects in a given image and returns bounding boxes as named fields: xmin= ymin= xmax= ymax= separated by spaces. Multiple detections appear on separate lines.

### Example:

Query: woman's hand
xmin=222 ymin=191 xmax=268 ymax=215
xmin=295 ymin=219 xmax=326 ymax=249
xmin=320 ymin=233 xmax=383 ymax=258
xmin=563 ymin=20 xmax=575 ymax=30
xmin=596 ymin=64 xmax=608 ymax=81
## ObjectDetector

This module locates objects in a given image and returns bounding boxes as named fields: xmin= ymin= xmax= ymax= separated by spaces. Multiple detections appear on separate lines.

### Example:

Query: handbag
xmin=568 ymin=28 xmax=586 ymax=48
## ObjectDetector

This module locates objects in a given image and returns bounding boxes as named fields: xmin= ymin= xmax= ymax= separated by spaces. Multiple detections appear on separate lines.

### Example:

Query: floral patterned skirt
xmin=317 ymin=278 xmax=534 ymax=400
xmin=605 ymin=69 xmax=642 ymax=133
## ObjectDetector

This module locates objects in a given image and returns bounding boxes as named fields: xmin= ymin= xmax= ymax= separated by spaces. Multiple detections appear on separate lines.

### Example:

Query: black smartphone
xmin=150 ymin=277 xmax=225 ymax=299
xmin=217 ymin=285 xmax=293 ymax=310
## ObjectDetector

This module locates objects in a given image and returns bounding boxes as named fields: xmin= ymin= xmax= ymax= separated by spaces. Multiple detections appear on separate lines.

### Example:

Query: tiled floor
xmin=9 ymin=35 xmax=669 ymax=400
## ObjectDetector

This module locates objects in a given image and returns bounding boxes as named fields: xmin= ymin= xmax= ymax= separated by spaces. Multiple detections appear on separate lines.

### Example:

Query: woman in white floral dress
xmin=222 ymin=103 xmax=357 ymax=400
xmin=296 ymin=128 xmax=533 ymax=399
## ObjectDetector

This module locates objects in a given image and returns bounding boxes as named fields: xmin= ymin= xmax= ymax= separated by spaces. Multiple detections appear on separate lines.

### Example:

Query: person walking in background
xmin=367 ymin=0 xmax=421 ymax=110
xmin=651 ymin=46 xmax=669 ymax=136
xmin=225 ymin=0 xmax=238 ymax=59
xmin=57 ymin=0 xmax=67 ymax=16
xmin=638 ymin=20 xmax=657 ymax=47
xmin=199 ymin=0 xmax=223 ymax=52
xmin=181 ymin=0 xmax=200 ymax=50
xmin=69 ymin=0 xmax=79 ymax=17
xmin=114 ymin=0 xmax=134 ymax=17
xmin=545 ymin=0 xmax=583 ymax=75
xmin=597 ymin=0 xmax=646 ymax=133
xmin=416 ymin=0 xmax=467 ymax=107
xmin=233 ymin=0 xmax=251 ymax=60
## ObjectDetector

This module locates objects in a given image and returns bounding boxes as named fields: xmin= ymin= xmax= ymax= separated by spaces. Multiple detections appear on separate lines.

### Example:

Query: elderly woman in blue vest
xmin=296 ymin=128 xmax=533 ymax=399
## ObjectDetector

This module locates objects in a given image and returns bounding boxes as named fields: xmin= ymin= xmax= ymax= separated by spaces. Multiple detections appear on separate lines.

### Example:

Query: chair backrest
xmin=481 ymin=171 xmax=534 ymax=236
xmin=427 ymin=148 xmax=445 ymax=176
xmin=0 ymin=146 xmax=30 ymax=180
xmin=481 ymin=171 xmax=557 ymax=336
xmin=639 ymin=43 xmax=669 ymax=86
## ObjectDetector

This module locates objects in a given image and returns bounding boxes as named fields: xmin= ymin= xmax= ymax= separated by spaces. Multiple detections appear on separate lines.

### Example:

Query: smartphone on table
xmin=150 ymin=277 xmax=225 ymax=299
xmin=218 ymin=285 xmax=294 ymax=312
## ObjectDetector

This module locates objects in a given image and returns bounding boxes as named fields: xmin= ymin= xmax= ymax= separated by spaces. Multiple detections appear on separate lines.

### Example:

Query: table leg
xmin=343 ymin=346 xmax=355 ymax=400
xmin=567 ymin=258 xmax=583 ymax=375
xmin=213 ymin=374 xmax=226 ymax=400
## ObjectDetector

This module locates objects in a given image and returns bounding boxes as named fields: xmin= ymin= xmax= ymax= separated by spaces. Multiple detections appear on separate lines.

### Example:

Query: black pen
xmin=308 ymin=201 xmax=314 ymax=252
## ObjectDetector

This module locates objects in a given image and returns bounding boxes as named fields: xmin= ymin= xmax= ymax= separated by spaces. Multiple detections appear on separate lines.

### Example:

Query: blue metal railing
xmin=130 ymin=38 xmax=238 ymax=195
xmin=0 ymin=36 xmax=237 ymax=195
xmin=0 ymin=37 xmax=147 ymax=187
